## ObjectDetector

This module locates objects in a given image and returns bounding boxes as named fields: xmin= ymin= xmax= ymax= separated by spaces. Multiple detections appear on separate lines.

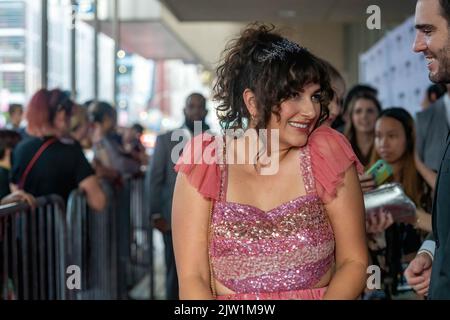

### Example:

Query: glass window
xmin=76 ymin=19 xmax=95 ymax=103
xmin=0 ymin=1 xmax=26 ymax=28
xmin=47 ymin=0 xmax=72 ymax=90
xmin=98 ymin=32 xmax=114 ymax=103
xmin=1 ymin=71 xmax=25 ymax=93
xmin=0 ymin=0 xmax=32 ymax=106
xmin=0 ymin=36 xmax=26 ymax=64
xmin=25 ymin=0 xmax=43 ymax=99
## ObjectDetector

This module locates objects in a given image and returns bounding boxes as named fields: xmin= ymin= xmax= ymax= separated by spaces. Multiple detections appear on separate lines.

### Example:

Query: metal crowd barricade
xmin=66 ymin=180 xmax=118 ymax=300
xmin=0 ymin=195 xmax=68 ymax=300
xmin=65 ymin=174 xmax=153 ymax=300
xmin=123 ymin=174 xmax=153 ymax=300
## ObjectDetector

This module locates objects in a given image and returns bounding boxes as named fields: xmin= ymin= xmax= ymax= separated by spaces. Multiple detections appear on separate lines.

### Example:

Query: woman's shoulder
xmin=49 ymin=138 xmax=86 ymax=158
xmin=309 ymin=125 xmax=347 ymax=142
xmin=308 ymin=126 xmax=363 ymax=203
xmin=13 ymin=136 xmax=42 ymax=156
xmin=308 ymin=126 xmax=359 ymax=159
xmin=174 ymin=132 xmax=222 ymax=200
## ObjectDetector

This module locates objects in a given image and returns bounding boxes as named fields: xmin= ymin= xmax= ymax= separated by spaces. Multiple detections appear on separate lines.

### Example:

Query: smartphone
xmin=366 ymin=159 xmax=393 ymax=186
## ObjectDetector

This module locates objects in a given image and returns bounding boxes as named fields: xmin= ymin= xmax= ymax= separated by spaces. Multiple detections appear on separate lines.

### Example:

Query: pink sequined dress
xmin=175 ymin=126 xmax=363 ymax=300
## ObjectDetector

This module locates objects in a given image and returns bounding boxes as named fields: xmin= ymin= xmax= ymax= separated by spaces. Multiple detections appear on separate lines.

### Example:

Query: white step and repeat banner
xmin=359 ymin=16 xmax=432 ymax=117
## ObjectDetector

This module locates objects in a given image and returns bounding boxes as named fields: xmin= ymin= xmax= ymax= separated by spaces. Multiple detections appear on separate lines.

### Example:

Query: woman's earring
xmin=249 ymin=115 xmax=255 ymax=127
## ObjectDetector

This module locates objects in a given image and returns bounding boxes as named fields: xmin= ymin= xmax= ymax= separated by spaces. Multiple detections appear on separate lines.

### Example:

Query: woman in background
xmin=89 ymin=101 xmax=141 ymax=178
xmin=344 ymin=92 xmax=382 ymax=168
xmin=321 ymin=60 xmax=346 ymax=130
xmin=367 ymin=107 xmax=432 ymax=299
xmin=70 ymin=104 xmax=92 ymax=149
xmin=10 ymin=89 xmax=105 ymax=211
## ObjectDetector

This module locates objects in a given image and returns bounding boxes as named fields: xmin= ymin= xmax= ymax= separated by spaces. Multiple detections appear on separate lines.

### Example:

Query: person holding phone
xmin=364 ymin=108 xmax=432 ymax=299
xmin=370 ymin=108 xmax=432 ymax=233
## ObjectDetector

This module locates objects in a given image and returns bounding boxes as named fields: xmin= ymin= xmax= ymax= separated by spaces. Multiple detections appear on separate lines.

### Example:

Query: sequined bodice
xmin=209 ymin=145 xmax=335 ymax=294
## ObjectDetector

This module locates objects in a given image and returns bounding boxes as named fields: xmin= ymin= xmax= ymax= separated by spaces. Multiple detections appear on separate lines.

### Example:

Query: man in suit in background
xmin=147 ymin=93 xmax=209 ymax=299
xmin=405 ymin=0 xmax=450 ymax=299
xmin=416 ymin=84 xmax=449 ymax=172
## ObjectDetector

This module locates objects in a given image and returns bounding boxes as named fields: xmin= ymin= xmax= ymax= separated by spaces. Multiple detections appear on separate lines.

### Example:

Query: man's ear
xmin=243 ymin=89 xmax=257 ymax=117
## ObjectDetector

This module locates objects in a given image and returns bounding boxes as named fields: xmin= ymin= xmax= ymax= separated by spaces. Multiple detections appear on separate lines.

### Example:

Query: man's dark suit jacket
xmin=147 ymin=129 xmax=190 ymax=225
xmin=416 ymin=97 xmax=449 ymax=171
xmin=429 ymin=132 xmax=450 ymax=299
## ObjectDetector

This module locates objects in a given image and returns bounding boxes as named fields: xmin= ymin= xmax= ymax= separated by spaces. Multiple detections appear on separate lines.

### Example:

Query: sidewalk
xmin=129 ymin=230 xmax=167 ymax=300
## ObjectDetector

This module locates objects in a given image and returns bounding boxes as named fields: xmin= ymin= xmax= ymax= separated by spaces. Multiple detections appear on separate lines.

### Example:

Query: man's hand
xmin=405 ymin=252 xmax=433 ymax=297
xmin=359 ymin=173 xmax=377 ymax=193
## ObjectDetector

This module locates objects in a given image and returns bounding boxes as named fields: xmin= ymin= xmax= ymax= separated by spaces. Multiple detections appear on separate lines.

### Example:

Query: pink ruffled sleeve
xmin=309 ymin=126 xmax=364 ymax=204
xmin=174 ymin=132 xmax=221 ymax=200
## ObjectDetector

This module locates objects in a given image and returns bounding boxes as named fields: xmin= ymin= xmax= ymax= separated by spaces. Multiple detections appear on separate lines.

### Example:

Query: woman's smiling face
xmin=266 ymin=83 xmax=323 ymax=149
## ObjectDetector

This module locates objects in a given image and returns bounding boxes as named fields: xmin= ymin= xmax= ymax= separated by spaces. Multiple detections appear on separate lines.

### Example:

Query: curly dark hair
xmin=214 ymin=23 xmax=333 ymax=131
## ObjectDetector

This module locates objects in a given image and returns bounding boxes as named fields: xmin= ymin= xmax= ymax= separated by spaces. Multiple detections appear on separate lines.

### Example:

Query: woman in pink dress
xmin=172 ymin=24 xmax=368 ymax=300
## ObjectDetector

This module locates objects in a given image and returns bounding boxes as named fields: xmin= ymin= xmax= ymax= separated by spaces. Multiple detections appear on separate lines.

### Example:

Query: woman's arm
xmin=79 ymin=175 xmax=106 ymax=212
xmin=1 ymin=189 xmax=37 ymax=208
xmin=172 ymin=172 xmax=214 ymax=299
xmin=323 ymin=165 xmax=369 ymax=300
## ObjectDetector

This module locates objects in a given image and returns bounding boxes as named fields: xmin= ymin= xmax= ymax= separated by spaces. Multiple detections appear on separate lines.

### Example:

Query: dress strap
xmin=218 ymin=135 xmax=228 ymax=202
xmin=299 ymin=145 xmax=316 ymax=194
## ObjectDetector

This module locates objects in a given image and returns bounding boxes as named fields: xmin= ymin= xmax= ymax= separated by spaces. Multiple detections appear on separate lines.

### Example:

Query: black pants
xmin=163 ymin=231 xmax=178 ymax=300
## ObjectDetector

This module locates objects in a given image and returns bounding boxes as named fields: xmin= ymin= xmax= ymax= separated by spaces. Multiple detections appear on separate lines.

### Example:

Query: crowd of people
xmin=0 ymin=90 xmax=147 ymax=211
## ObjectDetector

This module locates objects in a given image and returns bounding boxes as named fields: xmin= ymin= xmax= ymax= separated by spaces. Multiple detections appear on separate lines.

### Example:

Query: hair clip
xmin=257 ymin=38 xmax=306 ymax=63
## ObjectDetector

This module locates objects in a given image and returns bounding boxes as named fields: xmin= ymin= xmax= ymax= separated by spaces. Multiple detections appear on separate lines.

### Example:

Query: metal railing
xmin=0 ymin=195 xmax=68 ymax=300
xmin=1 ymin=175 xmax=153 ymax=300
xmin=65 ymin=175 xmax=153 ymax=300
xmin=66 ymin=181 xmax=118 ymax=300
xmin=126 ymin=175 xmax=153 ymax=299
